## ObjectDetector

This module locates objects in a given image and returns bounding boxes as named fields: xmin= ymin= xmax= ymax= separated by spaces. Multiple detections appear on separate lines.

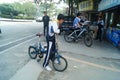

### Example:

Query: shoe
xmin=45 ymin=66 xmax=52 ymax=71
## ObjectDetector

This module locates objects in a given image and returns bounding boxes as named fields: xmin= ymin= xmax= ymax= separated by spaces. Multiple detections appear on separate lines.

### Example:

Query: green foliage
xmin=0 ymin=14 xmax=11 ymax=18
xmin=0 ymin=2 xmax=36 ymax=19
xmin=37 ymin=2 xmax=65 ymax=18
xmin=0 ymin=0 xmax=69 ymax=19
xmin=22 ymin=2 xmax=36 ymax=16
xmin=13 ymin=16 xmax=34 ymax=20
xmin=0 ymin=4 xmax=14 ymax=15
xmin=39 ymin=2 xmax=55 ymax=13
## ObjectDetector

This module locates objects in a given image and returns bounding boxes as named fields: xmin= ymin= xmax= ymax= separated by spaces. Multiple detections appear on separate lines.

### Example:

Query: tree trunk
xmin=68 ymin=0 xmax=73 ymax=16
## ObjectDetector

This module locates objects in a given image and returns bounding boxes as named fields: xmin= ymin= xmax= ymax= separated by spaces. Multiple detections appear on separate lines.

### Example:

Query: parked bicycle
xmin=64 ymin=21 xmax=93 ymax=47
xmin=28 ymin=33 xmax=68 ymax=72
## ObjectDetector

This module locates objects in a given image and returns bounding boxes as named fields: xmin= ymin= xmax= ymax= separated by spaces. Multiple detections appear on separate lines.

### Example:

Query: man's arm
xmin=48 ymin=16 xmax=50 ymax=22
xmin=42 ymin=16 xmax=44 ymax=22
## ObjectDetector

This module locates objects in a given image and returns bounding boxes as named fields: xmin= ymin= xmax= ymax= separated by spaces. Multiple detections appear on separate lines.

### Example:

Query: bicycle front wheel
xmin=28 ymin=46 xmax=37 ymax=59
xmin=52 ymin=56 xmax=68 ymax=72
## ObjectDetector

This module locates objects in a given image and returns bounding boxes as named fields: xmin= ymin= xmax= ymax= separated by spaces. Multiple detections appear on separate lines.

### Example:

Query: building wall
xmin=78 ymin=0 xmax=99 ymax=22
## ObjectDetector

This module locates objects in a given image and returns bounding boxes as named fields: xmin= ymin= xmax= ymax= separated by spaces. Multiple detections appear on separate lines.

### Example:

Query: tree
xmin=0 ymin=4 xmax=14 ymax=15
xmin=22 ymin=2 xmax=36 ymax=16
xmin=0 ymin=2 xmax=37 ymax=19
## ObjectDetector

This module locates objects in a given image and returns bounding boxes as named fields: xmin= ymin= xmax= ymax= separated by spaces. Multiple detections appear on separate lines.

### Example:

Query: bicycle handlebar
xmin=36 ymin=33 xmax=44 ymax=37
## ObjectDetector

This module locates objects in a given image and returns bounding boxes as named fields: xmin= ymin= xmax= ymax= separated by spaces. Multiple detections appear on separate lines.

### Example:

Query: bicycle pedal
xmin=39 ymin=54 xmax=43 ymax=58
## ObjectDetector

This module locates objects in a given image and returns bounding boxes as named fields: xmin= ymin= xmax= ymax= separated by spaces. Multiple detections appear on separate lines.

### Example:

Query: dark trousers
xmin=96 ymin=27 xmax=104 ymax=41
xmin=43 ymin=36 xmax=56 ymax=67
xmin=43 ymin=24 xmax=48 ymax=36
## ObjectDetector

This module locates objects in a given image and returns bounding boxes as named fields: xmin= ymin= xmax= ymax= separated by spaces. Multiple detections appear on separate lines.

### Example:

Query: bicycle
xmin=64 ymin=21 xmax=93 ymax=47
xmin=28 ymin=33 xmax=68 ymax=72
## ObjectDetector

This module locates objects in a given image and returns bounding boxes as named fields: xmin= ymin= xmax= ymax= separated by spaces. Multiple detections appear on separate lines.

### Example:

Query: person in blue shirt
xmin=43 ymin=14 xmax=64 ymax=71
xmin=73 ymin=13 xmax=82 ymax=28
xmin=72 ymin=13 xmax=83 ymax=39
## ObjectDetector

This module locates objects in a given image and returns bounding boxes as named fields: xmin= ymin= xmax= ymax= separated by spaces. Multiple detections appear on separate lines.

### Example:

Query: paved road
xmin=0 ymin=21 xmax=42 ymax=45
xmin=0 ymin=21 xmax=43 ymax=80
xmin=0 ymin=21 xmax=120 ymax=80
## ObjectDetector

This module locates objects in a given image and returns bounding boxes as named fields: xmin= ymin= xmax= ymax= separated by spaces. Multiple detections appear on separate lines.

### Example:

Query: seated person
xmin=73 ymin=13 xmax=83 ymax=29
xmin=72 ymin=13 xmax=84 ymax=37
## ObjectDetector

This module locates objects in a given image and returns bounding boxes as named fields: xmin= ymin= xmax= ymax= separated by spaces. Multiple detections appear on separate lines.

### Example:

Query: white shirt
xmin=98 ymin=20 xmax=104 ymax=26
xmin=48 ymin=22 xmax=60 ymax=37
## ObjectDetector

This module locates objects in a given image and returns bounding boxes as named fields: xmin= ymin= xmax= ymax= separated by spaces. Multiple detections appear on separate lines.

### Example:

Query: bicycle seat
xmin=36 ymin=33 xmax=44 ymax=37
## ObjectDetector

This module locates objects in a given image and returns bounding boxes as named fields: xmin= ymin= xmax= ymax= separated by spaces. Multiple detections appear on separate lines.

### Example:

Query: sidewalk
xmin=9 ymin=60 xmax=43 ymax=80
xmin=59 ymin=36 xmax=120 ymax=60
xmin=0 ymin=18 xmax=33 ymax=22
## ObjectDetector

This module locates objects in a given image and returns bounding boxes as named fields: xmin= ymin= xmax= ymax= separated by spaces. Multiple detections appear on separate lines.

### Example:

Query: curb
xmin=9 ymin=60 xmax=43 ymax=80
xmin=0 ymin=20 xmax=33 ymax=22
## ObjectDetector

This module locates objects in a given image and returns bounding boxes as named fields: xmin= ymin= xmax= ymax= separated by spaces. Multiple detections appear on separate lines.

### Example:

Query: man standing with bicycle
xmin=43 ymin=14 xmax=65 ymax=71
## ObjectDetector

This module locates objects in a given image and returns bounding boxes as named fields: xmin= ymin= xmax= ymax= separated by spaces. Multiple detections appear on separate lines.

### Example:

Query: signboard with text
xmin=98 ymin=0 xmax=120 ymax=11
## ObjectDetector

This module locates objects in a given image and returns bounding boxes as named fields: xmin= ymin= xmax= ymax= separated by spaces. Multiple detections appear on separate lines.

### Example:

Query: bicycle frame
xmin=77 ymin=28 xmax=87 ymax=38
xmin=37 ymin=35 xmax=60 ymax=55
xmin=39 ymin=40 xmax=47 ymax=53
xmin=68 ymin=27 xmax=87 ymax=39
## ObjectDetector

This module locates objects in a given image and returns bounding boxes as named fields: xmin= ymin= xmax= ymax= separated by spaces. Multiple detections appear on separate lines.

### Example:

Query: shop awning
xmin=98 ymin=0 xmax=120 ymax=11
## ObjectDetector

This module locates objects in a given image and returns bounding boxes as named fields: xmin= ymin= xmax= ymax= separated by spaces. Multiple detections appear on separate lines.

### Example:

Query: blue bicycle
xmin=28 ymin=33 xmax=68 ymax=72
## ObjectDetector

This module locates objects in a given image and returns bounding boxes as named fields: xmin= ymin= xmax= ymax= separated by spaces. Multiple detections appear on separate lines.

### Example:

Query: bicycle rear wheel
xmin=52 ymin=56 xmax=68 ymax=72
xmin=28 ymin=46 xmax=37 ymax=59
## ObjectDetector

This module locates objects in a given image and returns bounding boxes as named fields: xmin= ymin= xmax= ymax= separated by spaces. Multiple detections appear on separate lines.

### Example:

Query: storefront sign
xmin=79 ymin=0 xmax=93 ymax=11
xmin=98 ymin=0 xmax=120 ymax=11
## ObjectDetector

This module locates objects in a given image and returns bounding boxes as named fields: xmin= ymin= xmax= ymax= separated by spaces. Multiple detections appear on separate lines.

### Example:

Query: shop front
xmin=98 ymin=0 xmax=120 ymax=47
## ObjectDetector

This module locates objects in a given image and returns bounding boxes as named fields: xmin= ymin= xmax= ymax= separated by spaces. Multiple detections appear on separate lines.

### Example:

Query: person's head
xmin=57 ymin=14 xmax=64 ymax=24
xmin=76 ymin=13 xmax=81 ymax=18
xmin=98 ymin=16 xmax=102 ymax=20
xmin=44 ymin=11 xmax=47 ymax=15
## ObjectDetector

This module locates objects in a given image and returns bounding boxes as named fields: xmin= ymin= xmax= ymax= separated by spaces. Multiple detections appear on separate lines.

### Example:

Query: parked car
xmin=36 ymin=17 xmax=43 ymax=22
